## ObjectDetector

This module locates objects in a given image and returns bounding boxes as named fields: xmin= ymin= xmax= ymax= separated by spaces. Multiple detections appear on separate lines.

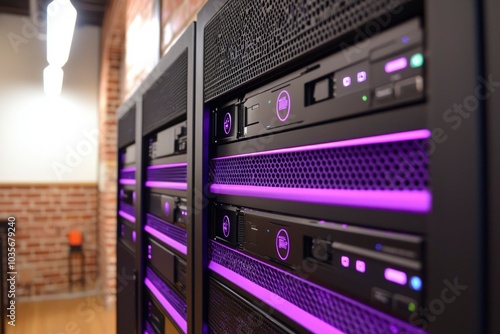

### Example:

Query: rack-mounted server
xmin=195 ymin=0 xmax=485 ymax=333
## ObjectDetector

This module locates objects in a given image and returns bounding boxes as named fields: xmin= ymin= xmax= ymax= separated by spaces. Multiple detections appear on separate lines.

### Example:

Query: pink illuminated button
xmin=385 ymin=57 xmax=408 ymax=73
xmin=384 ymin=268 xmax=407 ymax=285
xmin=343 ymin=76 xmax=352 ymax=87
xmin=341 ymin=256 xmax=350 ymax=268
xmin=357 ymin=71 xmax=367 ymax=83
xmin=356 ymin=260 xmax=366 ymax=273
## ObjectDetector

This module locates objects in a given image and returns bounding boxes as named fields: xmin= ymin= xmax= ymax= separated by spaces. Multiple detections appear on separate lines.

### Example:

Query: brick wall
xmin=98 ymin=0 xmax=127 ymax=305
xmin=0 ymin=184 xmax=98 ymax=297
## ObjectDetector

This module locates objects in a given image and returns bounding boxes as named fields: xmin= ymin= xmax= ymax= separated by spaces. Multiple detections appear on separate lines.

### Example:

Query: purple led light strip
xmin=144 ymin=225 xmax=187 ymax=255
xmin=120 ymin=167 xmax=136 ymax=172
xmin=119 ymin=179 xmax=136 ymax=185
xmin=147 ymin=162 xmax=188 ymax=170
xmin=118 ymin=210 xmax=136 ymax=223
xmin=145 ymin=181 xmax=188 ymax=190
xmin=209 ymin=261 xmax=343 ymax=334
xmin=145 ymin=278 xmax=187 ymax=333
xmin=212 ymin=129 xmax=430 ymax=161
xmin=211 ymin=185 xmax=431 ymax=213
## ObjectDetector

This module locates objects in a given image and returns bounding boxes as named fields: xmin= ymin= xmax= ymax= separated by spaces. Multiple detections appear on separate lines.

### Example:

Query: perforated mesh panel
xmin=145 ymin=320 xmax=155 ymax=334
xmin=118 ymin=105 xmax=136 ymax=148
xmin=119 ymin=202 xmax=135 ymax=218
xmin=146 ymin=214 xmax=187 ymax=246
xmin=203 ymin=0 xmax=415 ymax=100
xmin=211 ymin=139 xmax=428 ymax=191
xmin=209 ymin=280 xmax=290 ymax=334
xmin=143 ymin=51 xmax=188 ymax=135
xmin=210 ymin=241 xmax=425 ymax=334
xmin=146 ymin=267 xmax=187 ymax=320
xmin=147 ymin=166 xmax=187 ymax=183
xmin=120 ymin=169 xmax=135 ymax=180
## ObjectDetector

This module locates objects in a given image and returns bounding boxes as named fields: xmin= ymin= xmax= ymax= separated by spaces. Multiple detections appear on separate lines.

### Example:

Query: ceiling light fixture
xmin=44 ymin=0 xmax=77 ymax=96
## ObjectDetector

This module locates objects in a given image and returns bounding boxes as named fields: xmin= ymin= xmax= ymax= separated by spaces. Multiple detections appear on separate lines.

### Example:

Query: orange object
xmin=68 ymin=230 xmax=82 ymax=246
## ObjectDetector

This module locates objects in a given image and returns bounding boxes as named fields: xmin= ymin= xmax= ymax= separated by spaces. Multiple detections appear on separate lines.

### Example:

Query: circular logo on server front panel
xmin=222 ymin=215 xmax=230 ymax=238
xmin=276 ymin=90 xmax=291 ymax=122
xmin=223 ymin=112 xmax=232 ymax=135
xmin=276 ymin=229 xmax=290 ymax=261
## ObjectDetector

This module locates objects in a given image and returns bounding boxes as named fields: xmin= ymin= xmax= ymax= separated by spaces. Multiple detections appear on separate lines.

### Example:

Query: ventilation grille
xmin=146 ymin=213 xmax=187 ymax=246
xmin=145 ymin=320 xmax=155 ymax=334
xmin=143 ymin=50 xmax=188 ymax=135
xmin=120 ymin=169 xmax=135 ymax=180
xmin=211 ymin=139 xmax=429 ymax=191
xmin=147 ymin=166 xmax=188 ymax=183
xmin=209 ymin=241 xmax=425 ymax=334
xmin=203 ymin=0 xmax=415 ymax=100
xmin=146 ymin=267 xmax=187 ymax=320
xmin=118 ymin=105 xmax=136 ymax=148
xmin=119 ymin=202 xmax=135 ymax=218
xmin=208 ymin=279 xmax=290 ymax=334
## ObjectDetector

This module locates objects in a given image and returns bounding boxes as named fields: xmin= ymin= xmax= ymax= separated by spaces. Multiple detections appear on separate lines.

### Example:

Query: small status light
xmin=410 ymin=276 xmax=423 ymax=291
xmin=375 ymin=243 xmax=382 ymax=251
xmin=410 ymin=53 xmax=424 ymax=68
xmin=362 ymin=95 xmax=368 ymax=102
xmin=343 ymin=76 xmax=352 ymax=87
xmin=402 ymin=36 xmax=410 ymax=44
xmin=408 ymin=302 xmax=416 ymax=312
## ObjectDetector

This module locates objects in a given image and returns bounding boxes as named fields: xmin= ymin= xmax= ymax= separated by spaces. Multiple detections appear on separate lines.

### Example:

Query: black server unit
xmin=117 ymin=100 xmax=139 ymax=334
xmin=195 ymin=1 xmax=484 ymax=333
xmin=140 ymin=23 xmax=195 ymax=334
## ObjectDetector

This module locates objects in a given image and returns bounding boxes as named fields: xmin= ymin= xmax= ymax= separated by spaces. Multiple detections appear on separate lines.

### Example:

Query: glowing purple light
xmin=119 ymin=179 xmax=136 ymax=185
xmin=275 ymin=229 xmax=290 ymax=261
xmin=356 ymin=260 xmax=366 ymax=273
xmin=210 ymin=185 xmax=431 ymax=213
xmin=341 ymin=256 xmax=350 ymax=268
xmin=148 ymin=245 xmax=152 ymax=259
xmin=132 ymin=231 xmax=136 ymax=243
xmin=144 ymin=225 xmax=187 ymax=255
xmin=402 ymin=36 xmax=410 ymax=44
xmin=276 ymin=90 xmax=291 ymax=122
xmin=147 ymin=162 xmax=188 ymax=170
xmin=145 ymin=181 xmax=188 ymax=190
xmin=213 ymin=129 xmax=431 ymax=161
xmin=144 ymin=278 xmax=187 ymax=333
xmin=357 ymin=71 xmax=367 ymax=83
xmin=385 ymin=57 xmax=408 ymax=73
xmin=118 ymin=210 xmax=136 ymax=223
xmin=384 ymin=268 xmax=407 ymax=285
xmin=120 ymin=167 xmax=136 ymax=172
xmin=208 ymin=261 xmax=343 ymax=334
xmin=343 ymin=76 xmax=352 ymax=87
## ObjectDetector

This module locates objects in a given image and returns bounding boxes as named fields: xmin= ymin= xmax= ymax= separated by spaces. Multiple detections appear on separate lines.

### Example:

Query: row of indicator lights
xmin=384 ymin=268 xmax=423 ymax=291
xmin=341 ymin=256 xmax=366 ymax=273
xmin=385 ymin=53 xmax=424 ymax=73
xmin=342 ymin=71 xmax=367 ymax=87
xmin=341 ymin=256 xmax=422 ymax=291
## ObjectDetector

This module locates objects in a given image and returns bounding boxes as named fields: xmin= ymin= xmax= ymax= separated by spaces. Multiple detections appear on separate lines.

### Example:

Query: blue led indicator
xmin=410 ymin=276 xmax=423 ymax=291
xmin=402 ymin=36 xmax=410 ymax=44
xmin=375 ymin=243 xmax=382 ymax=251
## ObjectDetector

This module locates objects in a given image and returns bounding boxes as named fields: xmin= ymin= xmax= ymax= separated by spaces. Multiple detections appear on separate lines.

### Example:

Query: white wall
xmin=0 ymin=14 xmax=100 ymax=182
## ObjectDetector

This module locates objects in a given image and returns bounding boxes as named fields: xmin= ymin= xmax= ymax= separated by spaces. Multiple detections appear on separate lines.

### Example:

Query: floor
xmin=5 ymin=296 xmax=116 ymax=334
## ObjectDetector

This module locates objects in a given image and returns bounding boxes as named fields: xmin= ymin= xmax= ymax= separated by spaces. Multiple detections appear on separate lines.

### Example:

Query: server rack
xmin=117 ymin=97 xmax=140 ymax=334
xmin=138 ymin=23 xmax=196 ymax=334
xmin=195 ymin=1 xmax=485 ymax=333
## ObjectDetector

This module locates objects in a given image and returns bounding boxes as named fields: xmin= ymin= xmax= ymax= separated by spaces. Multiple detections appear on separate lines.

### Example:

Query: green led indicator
xmin=410 ymin=53 xmax=424 ymax=68
xmin=408 ymin=302 xmax=416 ymax=312
xmin=362 ymin=95 xmax=368 ymax=102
